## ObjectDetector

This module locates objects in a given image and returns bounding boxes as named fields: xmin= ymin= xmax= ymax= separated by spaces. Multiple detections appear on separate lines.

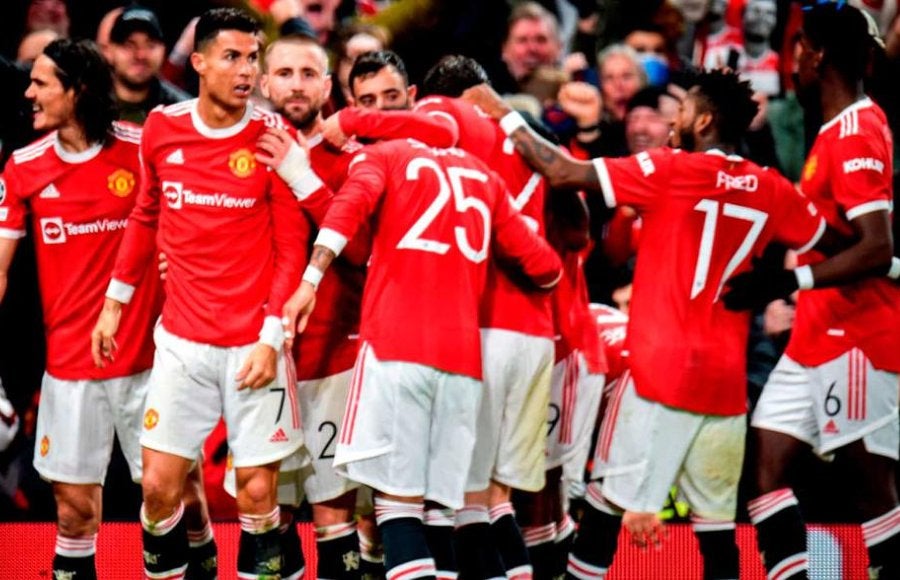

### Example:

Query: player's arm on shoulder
xmin=461 ymin=84 xmax=597 ymax=191
xmin=335 ymin=106 xmax=459 ymax=148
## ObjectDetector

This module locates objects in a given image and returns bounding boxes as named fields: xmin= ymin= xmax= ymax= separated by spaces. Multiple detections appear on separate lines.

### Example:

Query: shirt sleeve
xmin=339 ymin=106 xmax=459 ymax=148
xmin=773 ymin=180 xmax=826 ymax=254
xmin=591 ymin=148 xmax=670 ymax=211
xmin=318 ymin=148 xmax=389 ymax=253
xmin=829 ymin=133 xmax=893 ymax=220
xmin=0 ymin=166 xmax=27 ymax=239
xmin=266 ymin=175 xmax=307 ymax=319
xmin=108 ymin=129 xmax=161 ymax=302
xmin=491 ymin=183 xmax=562 ymax=289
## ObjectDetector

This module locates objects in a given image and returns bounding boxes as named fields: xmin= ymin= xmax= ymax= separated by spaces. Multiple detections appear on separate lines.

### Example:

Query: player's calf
xmin=691 ymin=517 xmax=739 ymax=580
xmin=374 ymin=495 xmax=435 ymax=580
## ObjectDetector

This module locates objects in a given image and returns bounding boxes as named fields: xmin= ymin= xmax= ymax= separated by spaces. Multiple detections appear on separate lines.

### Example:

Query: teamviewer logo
xmin=163 ymin=181 xmax=183 ymax=210
xmin=40 ymin=217 xmax=66 ymax=244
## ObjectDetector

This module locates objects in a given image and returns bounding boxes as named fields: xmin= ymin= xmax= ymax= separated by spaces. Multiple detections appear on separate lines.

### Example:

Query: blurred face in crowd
xmin=27 ymin=0 xmax=69 ymax=35
xmin=672 ymin=0 xmax=710 ymax=23
xmin=108 ymin=31 xmax=166 ymax=89
xmin=502 ymin=16 xmax=561 ymax=80
xmin=625 ymin=95 xmax=679 ymax=152
xmin=301 ymin=0 xmax=341 ymax=43
xmin=25 ymin=54 xmax=76 ymax=133
xmin=192 ymin=29 xmax=260 ymax=113
xmin=351 ymin=65 xmax=415 ymax=110
xmin=600 ymin=53 xmax=644 ymax=121
xmin=624 ymin=30 xmax=667 ymax=58
xmin=744 ymin=0 xmax=778 ymax=40
xmin=337 ymin=33 xmax=385 ymax=102
xmin=261 ymin=40 xmax=331 ymax=131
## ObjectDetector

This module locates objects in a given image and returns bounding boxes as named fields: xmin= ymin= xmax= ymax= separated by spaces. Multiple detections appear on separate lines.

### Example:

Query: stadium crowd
xmin=0 ymin=0 xmax=898 ymax=578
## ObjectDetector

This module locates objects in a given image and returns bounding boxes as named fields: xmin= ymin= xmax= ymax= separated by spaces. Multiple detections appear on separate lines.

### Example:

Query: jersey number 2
xmin=691 ymin=199 xmax=768 ymax=300
xmin=397 ymin=158 xmax=491 ymax=263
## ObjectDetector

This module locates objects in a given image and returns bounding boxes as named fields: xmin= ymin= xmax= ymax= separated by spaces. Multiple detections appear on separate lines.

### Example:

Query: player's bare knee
xmin=54 ymin=486 xmax=101 ymax=536
xmin=235 ymin=467 xmax=278 ymax=512
xmin=142 ymin=473 xmax=184 ymax=519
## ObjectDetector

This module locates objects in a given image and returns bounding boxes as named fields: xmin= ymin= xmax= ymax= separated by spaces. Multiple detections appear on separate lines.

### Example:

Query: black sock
xmin=280 ymin=516 xmax=306 ymax=580
xmin=862 ymin=507 xmax=900 ymax=580
xmin=692 ymin=522 xmax=739 ymax=579
xmin=455 ymin=521 xmax=506 ymax=579
xmin=748 ymin=489 xmax=808 ymax=579
xmin=237 ymin=528 xmax=283 ymax=577
xmin=522 ymin=523 xmax=556 ymax=580
xmin=186 ymin=537 xmax=218 ymax=579
xmin=52 ymin=554 xmax=97 ymax=579
xmin=566 ymin=485 xmax=621 ymax=579
xmin=489 ymin=503 xmax=531 ymax=577
xmin=553 ymin=516 xmax=575 ymax=578
xmin=359 ymin=526 xmax=386 ymax=580
xmin=378 ymin=517 xmax=434 ymax=577
xmin=424 ymin=508 xmax=456 ymax=577
xmin=141 ymin=504 xmax=189 ymax=578
xmin=317 ymin=522 xmax=362 ymax=579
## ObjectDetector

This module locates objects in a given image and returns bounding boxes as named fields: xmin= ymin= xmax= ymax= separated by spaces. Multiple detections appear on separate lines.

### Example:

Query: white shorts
xmin=752 ymin=351 xmax=899 ymax=459
xmin=547 ymin=351 xmax=605 ymax=476
xmin=333 ymin=343 xmax=481 ymax=510
xmin=468 ymin=329 xmax=553 ymax=493
xmin=141 ymin=324 xmax=303 ymax=468
xmin=592 ymin=374 xmax=746 ymax=521
xmin=33 ymin=370 xmax=149 ymax=484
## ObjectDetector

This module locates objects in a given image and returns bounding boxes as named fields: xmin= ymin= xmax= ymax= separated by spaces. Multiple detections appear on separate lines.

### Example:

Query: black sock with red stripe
xmin=692 ymin=521 xmax=739 ymax=580
xmin=566 ymin=485 xmax=621 ymax=580
xmin=748 ymin=489 xmax=808 ymax=579
xmin=489 ymin=502 xmax=531 ymax=577
xmin=863 ymin=506 xmax=900 ymax=579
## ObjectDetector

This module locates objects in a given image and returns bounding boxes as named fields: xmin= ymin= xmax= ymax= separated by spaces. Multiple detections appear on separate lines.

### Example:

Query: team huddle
xmin=0 ymin=3 xmax=897 ymax=580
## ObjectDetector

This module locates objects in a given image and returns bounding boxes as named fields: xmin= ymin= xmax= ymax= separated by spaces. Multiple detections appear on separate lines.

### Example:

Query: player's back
xmin=597 ymin=147 xmax=823 ymax=415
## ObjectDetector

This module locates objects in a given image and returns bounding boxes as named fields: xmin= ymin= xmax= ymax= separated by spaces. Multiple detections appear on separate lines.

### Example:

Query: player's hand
xmin=558 ymin=81 xmax=602 ymax=127
xmin=763 ymin=298 xmax=795 ymax=337
xmin=460 ymin=83 xmax=513 ymax=121
xmin=322 ymin=112 xmax=350 ymax=148
xmin=236 ymin=343 xmax=278 ymax=390
xmin=91 ymin=299 xmax=123 ymax=368
xmin=722 ymin=263 xmax=799 ymax=311
xmin=623 ymin=511 xmax=667 ymax=550
xmin=256 ymin=128 xmax=309 ymax=174
xmin=281 ymin=281 xmax=317 ymax=350
xmin=158 ymin=252 xmax=168 ymax=281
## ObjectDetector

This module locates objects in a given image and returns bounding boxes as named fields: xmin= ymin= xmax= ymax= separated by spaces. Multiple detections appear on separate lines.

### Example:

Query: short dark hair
xmin=348 ymin=50 xmax=408 ymax=96
xmin=691 ymin=69 xmax=758 ymax=145
xmin=194 ymin=7 xmax=260 ymax=53
xmin=421 ymin=55 xmax=490 ymax=98
xmin=42 ymin=38 xmax=117 ymax=145
xmin=801 ymin=1 xmax=881 ymax=84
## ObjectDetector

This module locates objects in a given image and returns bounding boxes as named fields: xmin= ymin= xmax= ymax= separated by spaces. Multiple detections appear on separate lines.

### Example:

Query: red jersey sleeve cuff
xmin=845 ymin=199 xmax=892 ymax=221
xmin=258 ymin=315 xmax=285 ymax=350
xmin=591 ymin=158 xmax=617 ymax=208
xmin=315 ymin=228 xmax=348 ymax=256
xmin=795 ymin=217 xmax=826 ymax=255
xmin=0 ymin=228 xmax=26 ymax=240
xmin=106 ymin=279 xmax=136 ymax=304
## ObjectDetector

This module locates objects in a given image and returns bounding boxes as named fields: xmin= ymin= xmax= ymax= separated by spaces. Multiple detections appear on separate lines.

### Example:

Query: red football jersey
xmin=594 ymin=147 xmax=825 ymax=415
xmin=589 ymin=303 xmax=629 ymax=384
xmin=0 ymin=125 xmax=161 ymax=379
xmin=787 ymin=98 xmax=899 ymax=371
xmin=319 ymin=139 xmax=562 ymax=379
xmin=111 ymin=100 xmax=306 ymax=347
xmin=293 ymin=134 xmax=366 ymax=380
xmin=340 ymin=97 xmax=555 ymax=338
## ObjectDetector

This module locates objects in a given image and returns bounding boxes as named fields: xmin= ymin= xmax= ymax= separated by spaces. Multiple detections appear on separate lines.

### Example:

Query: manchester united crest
xmin=107 ymin=169 xmax=136 ymax=197
xmin=229 ymin=149 xmax=256 ymax=178
xmin=40 ymin=435 xmax=50 ymax=457
xmin=144 ymin=408 xmax=159 ymax=430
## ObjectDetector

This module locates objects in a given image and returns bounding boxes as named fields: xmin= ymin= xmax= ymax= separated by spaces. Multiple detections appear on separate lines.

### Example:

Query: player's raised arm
xmin=461 ymin=83 xmax=600 ymax=191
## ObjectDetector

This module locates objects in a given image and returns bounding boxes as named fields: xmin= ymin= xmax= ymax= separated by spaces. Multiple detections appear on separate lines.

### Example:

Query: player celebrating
xmin=730 ymin=4 xmax=900 ymax=579
xmin=281 ymin=137 xmax=563 ymax=580
xmin=460 ymin=70 xmax=837 ymax=580
xmin=91 ymin=9 xmax=306 ymax=578
xmin=0 ymin=38 xmax=172 ymax=579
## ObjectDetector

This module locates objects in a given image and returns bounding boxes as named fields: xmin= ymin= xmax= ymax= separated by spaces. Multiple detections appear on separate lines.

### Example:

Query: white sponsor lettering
xmin=636 ymin=151 xmax=655 ymax=177
xmin=162 ymin=181 xmax=256 ymax=210
xmin=716 ymin=171 xmax=758 ymax=192
xmin=842 ymin=157 xmax=884 ymax=174
xmin=39 ymin=216 xmax=128 ymax=244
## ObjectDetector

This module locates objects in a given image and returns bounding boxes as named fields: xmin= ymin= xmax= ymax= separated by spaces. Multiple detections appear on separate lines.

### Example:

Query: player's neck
xmin=196 ymin=94 xmax=249 ymax=129
xmin=819 ymin=76 xmax=864 ymax=125
xmin=300 ymin=115 xmax=324 ymax=138
xmin=56 ymin=124 xmax=91 ymax=153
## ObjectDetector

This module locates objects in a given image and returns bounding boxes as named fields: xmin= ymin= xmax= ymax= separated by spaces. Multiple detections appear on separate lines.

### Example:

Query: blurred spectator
xmin=95 ymin=6 xmax=124 ymax=55
xmin=331 ymin=21 xmax=391 ymax=110
xmin=624 ymin=26 xmax=672 ymax=86
xmin=496 ymin=1 xmax=563 ymax=95
xmin=740 ymin=0 xmax=779 ymax=96
xmin=103 ymin=5 xmax=191 ymax=125
xmin=17 ymin=29 xmax=60 ymax=65
xmin=25 ymin=0 xmax=69 ymax=38
xmin=699 ymin=0 xmax=744 ymax=69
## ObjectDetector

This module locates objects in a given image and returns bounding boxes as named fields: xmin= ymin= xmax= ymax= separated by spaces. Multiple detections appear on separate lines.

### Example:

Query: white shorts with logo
xmin=752 ymin=350 xmax=899 ymax=459
xmin=333 ymin=343 xmax=481 ymax=510
xmin=141 ymin=324 xmax=303 ymax=468
xmin=592 ymin=374 xmax=746 ymax=521
xmin=546 ymin=351 xmax=605 ymax=477
xmin=33 ymin=370 xmax=150 ymax=484
xmin=467 ymin=329 xmax=553 ymax=493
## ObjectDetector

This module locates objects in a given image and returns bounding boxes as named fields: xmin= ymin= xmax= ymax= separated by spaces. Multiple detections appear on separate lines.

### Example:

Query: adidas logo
xmin=39 ymin=184 xmax=60 ymax=199
xmin=269 ymin=428 xmax=288 ymax=443
xmin=823 ymin=419 xmax=839 ymax=434
xmin=165 ymin=149 xmax=185 ymax=164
